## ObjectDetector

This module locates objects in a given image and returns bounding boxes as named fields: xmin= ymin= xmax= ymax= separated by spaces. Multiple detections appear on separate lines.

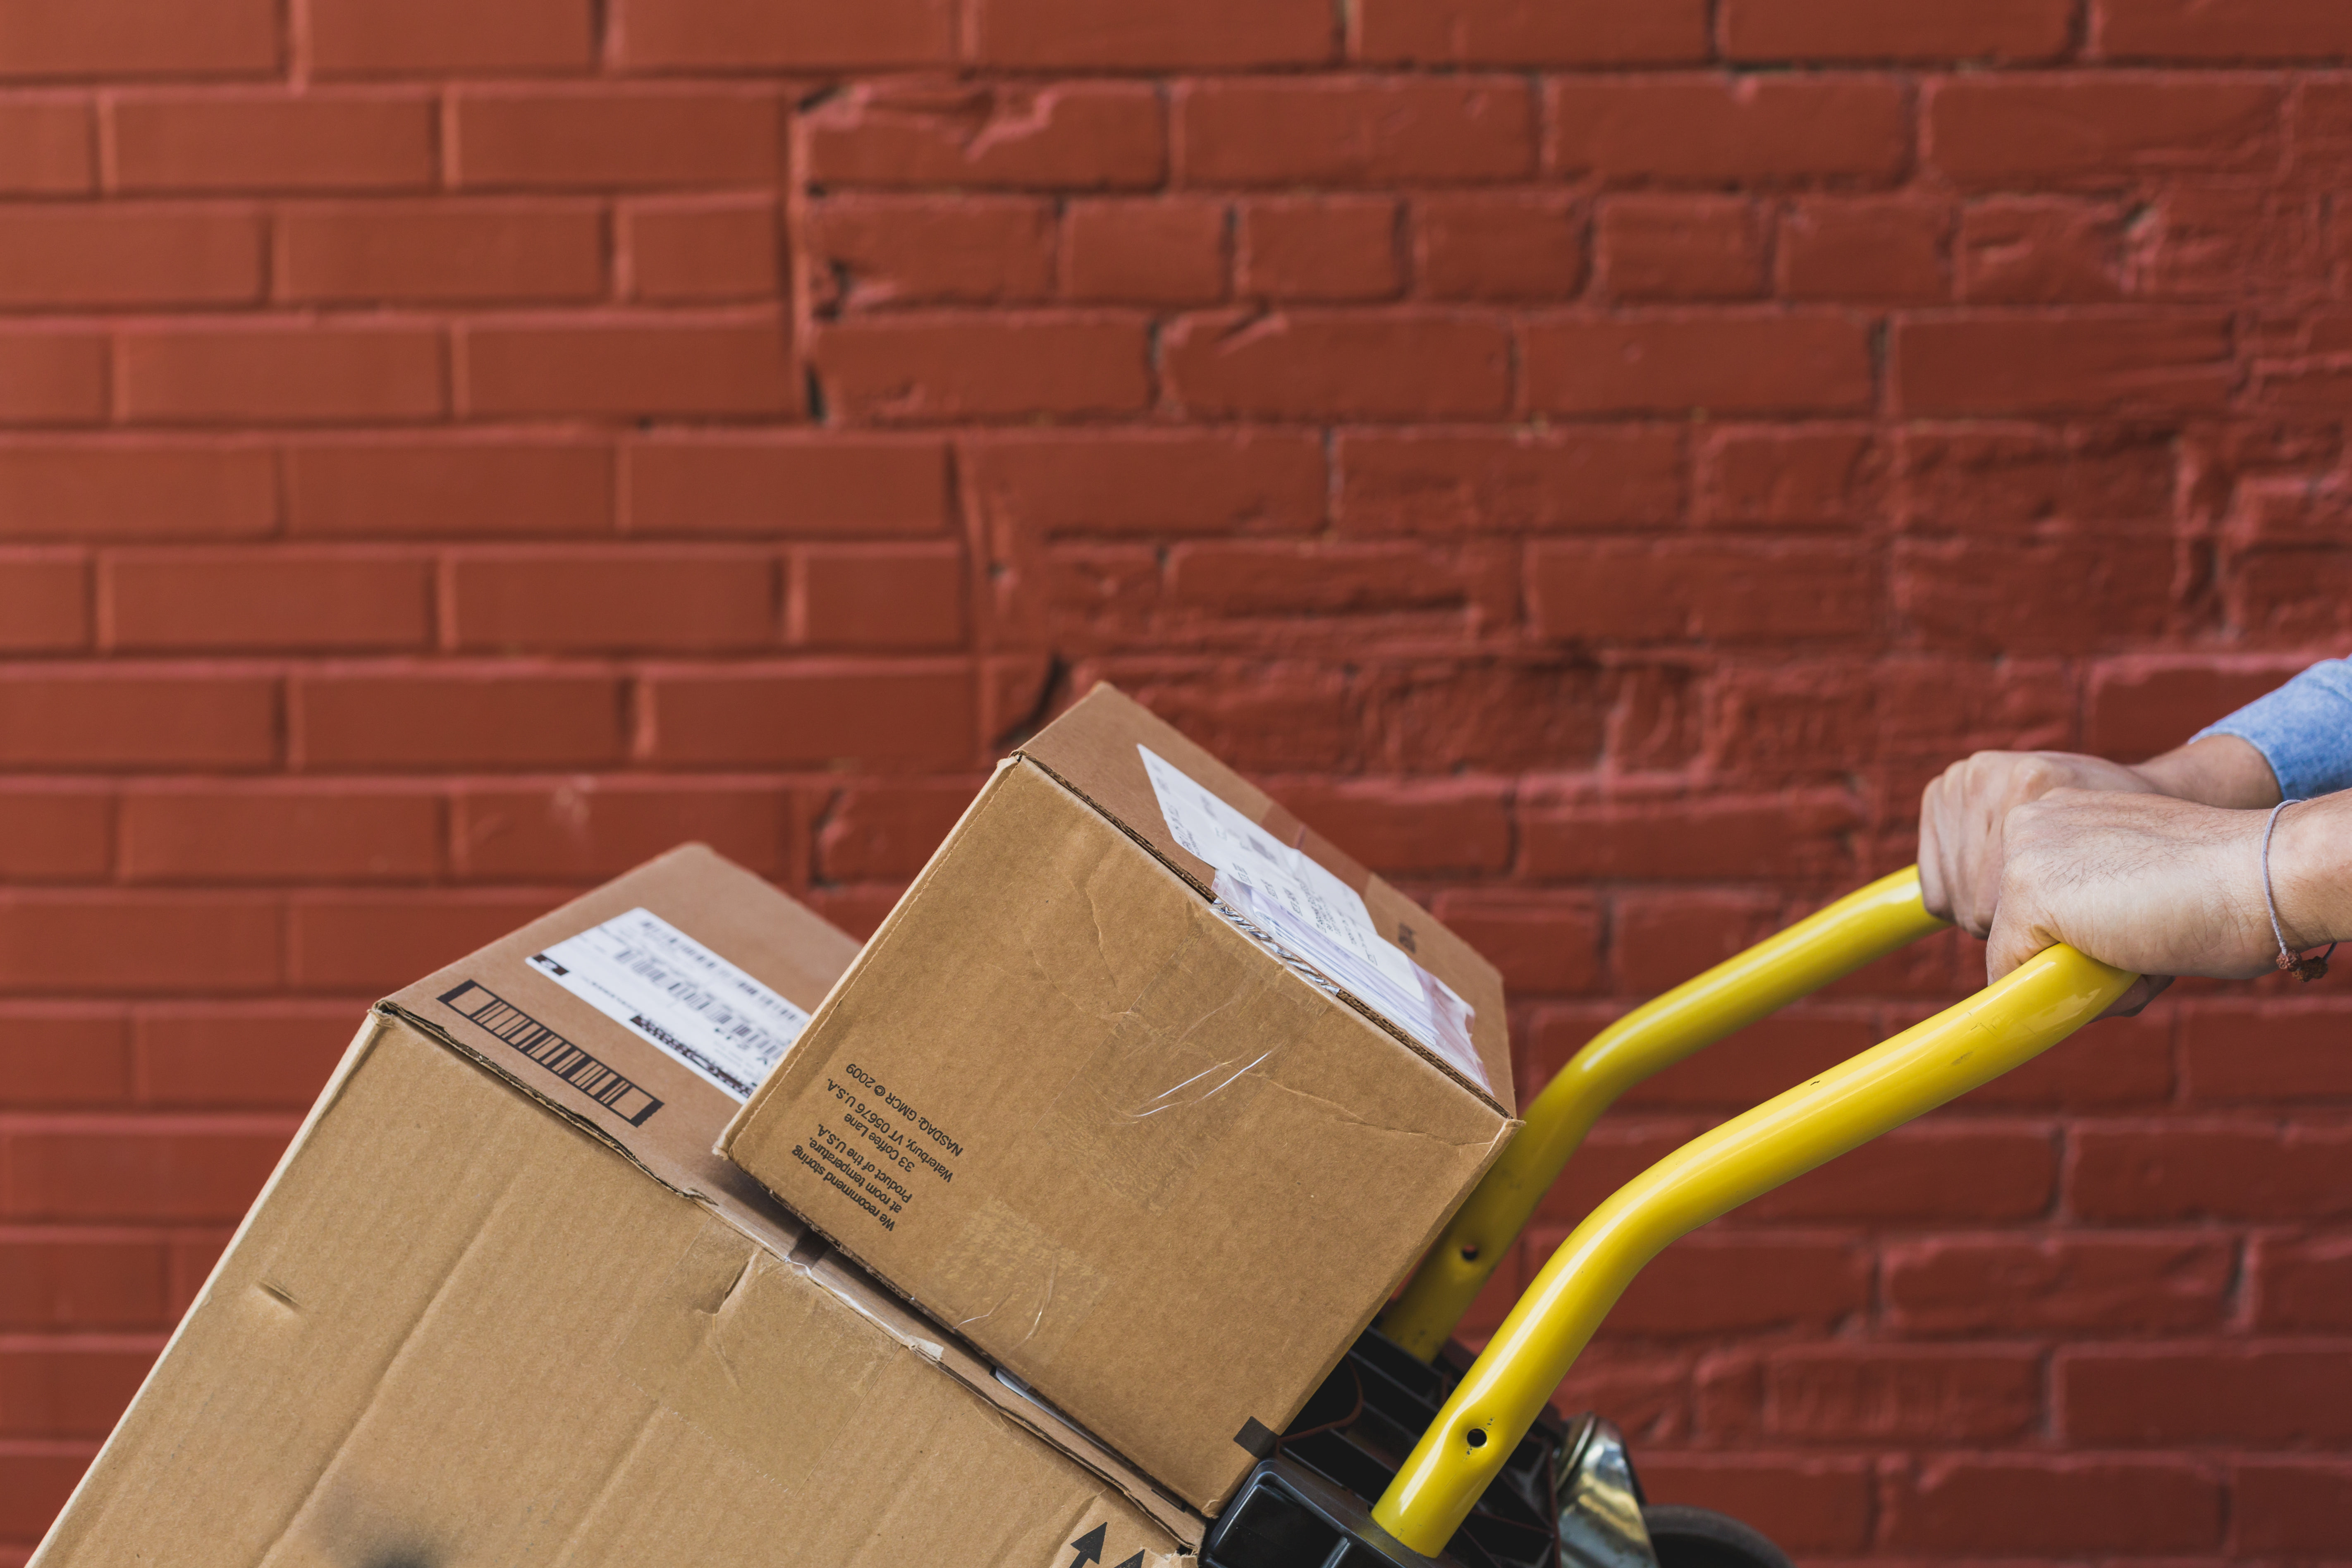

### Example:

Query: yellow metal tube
xmin=1379 ymin=867 xmax=1948 ymax=1360
xmin=1372 ymin=941 xmax=2135 ymax=1555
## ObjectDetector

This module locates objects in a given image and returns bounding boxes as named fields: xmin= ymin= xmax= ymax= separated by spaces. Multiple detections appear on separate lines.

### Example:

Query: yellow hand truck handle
xmin=1372 ymin=936 xmax=2137 ymax=1554
xmin=1380 ymin=866 xmax=1948 ymax=1360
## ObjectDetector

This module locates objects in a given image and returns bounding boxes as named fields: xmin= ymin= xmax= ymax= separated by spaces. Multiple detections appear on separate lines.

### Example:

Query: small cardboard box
xmin=33 ymin=846 xmax=1200 ymax=1568
xmin=720 ymin=685 xmax=1519 ymax=1513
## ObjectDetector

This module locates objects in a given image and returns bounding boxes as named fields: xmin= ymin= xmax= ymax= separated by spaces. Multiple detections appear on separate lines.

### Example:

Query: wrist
xmin=2268 ymin=794 xmax=2352 ymax=956
xmin=2134 ymin=734 xmax=2285 ymax=809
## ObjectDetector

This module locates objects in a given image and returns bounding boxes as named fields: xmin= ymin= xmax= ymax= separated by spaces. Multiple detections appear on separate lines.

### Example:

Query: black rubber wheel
xmin=1641 ymin=1504 xmax=1797 ymax=1568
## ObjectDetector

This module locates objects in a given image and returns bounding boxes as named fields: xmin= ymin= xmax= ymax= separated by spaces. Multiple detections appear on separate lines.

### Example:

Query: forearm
xmin=2132 ymin=734 xmax=2284 ymax=809
xmin=2271 ymin=791 xmax=2352 ymax=955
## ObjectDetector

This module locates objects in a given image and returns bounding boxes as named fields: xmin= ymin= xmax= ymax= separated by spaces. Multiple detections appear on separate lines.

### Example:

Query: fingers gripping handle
xmin=1372 ymin=942 xmax=2138 ymax=1556
xmin=1379 ymin=868 xmax=1950 ymax=1361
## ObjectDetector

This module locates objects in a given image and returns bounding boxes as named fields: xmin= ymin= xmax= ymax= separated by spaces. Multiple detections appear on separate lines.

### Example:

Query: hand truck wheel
xmin=1639 ymin=1505 xmax=1794 ymax=1568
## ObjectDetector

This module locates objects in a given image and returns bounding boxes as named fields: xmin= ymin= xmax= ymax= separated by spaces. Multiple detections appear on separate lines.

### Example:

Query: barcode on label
xmin=437 ymin=980 xmax=664 ymax=1126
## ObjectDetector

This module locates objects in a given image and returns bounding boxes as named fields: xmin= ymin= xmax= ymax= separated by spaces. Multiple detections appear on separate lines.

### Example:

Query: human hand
xmin=1985 ymin=789 xmax=2293 ymax=1017
xmin=1919 ymin=752 xmax=2162 ymax=938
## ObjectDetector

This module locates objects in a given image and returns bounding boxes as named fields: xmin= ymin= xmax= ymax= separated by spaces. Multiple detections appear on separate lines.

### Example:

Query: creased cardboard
xmin=721 ymin=685 xmax=1520 ymax=1514
xmin=33 ymin=845 xmax=1200 ymax=1568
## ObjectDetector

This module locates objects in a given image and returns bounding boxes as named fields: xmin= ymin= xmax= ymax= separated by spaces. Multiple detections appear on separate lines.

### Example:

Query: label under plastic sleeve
xmin=1138 ymin=744 xmax=1485 ymax=1090
xmin=528 ymin=907 xmax=810 ymax=1101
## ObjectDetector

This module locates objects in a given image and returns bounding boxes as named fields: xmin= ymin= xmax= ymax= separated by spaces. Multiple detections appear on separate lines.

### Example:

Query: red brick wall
xmin=3 ymin=0 xmax=2351 ymax=1559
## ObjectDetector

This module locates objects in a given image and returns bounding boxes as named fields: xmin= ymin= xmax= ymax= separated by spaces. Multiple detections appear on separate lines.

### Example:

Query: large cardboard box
xmin=721 ymin=685 xmax=1519 ymax=1514
xmin=33 ymin=846 xmax=1200 ymax=1568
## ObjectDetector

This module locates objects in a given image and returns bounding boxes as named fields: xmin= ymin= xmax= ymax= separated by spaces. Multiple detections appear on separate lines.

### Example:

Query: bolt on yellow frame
xmin=1371 ymin=868 xmax=2136 ymax=1555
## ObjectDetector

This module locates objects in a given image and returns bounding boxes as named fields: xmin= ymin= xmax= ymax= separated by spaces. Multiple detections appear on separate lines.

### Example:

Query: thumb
xmin=1983 ymin=895 xmax=2046 ymax=985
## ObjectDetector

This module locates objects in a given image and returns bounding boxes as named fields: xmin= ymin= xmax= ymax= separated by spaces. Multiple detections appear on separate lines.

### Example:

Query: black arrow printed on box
xmin=1064 ymin=1527 xmax=1148 ymax=1568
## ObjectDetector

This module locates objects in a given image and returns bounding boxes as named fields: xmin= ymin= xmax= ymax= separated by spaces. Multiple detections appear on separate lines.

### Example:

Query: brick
xmin=965 ymin=430 xmax=1322 ymax=540
xmin=1897 ymin=312 xmax=2234 ymax=416
xmin=2227 ymin=546 xmax=2352 ymax=640
xmin=0 ymin=0 xmax=277 ymax=77
xmin=1166 ymin=540 xmax=1508 ymax=624
xmin=1386 ymin=662 xmax=1610 ymax=774
xmin=0 ymin=444 xmax=270 ymax=543
xmin=132 ymin=1002 xmax=361 ymax=1107
xmin=814 ymin=314 xmax=1148 ymax=422
xmin=166 ymin=1229 xmax=230 ymax=1311
xmin=279 ymin=200 xmax=603 ymax=305
xmin=1263 ymin=779 xmax=1512 ymax=876
xmin=621 ymin=195 xmax=778 ymax=304
xmin=815 ymin=782 xmax=977 ymax=880
xmin=0 ymin=552 xmax=85 ymax=652
xmin=1897 ymin=536 xmax=2175 ymax=652
xmin=0 ymin=673 xmax=275 ymax=769
xmin=1900 ymin=424 xmax=2177 ymax=533
xmin=1413 ymin=192 xmax=1585 ymax=303
xmin=4 ymin=1125 xmax=283 ymax=1224
xmin=0 ymin=97 xmax=92 ymax=194
xmin=0 ymin=1238 xmax=166 ymax=1329
xmin=644 ymin=666 xmax=976 ymax=770
xmin=1745 ymin=1125 xmax=2058 ymax=1223
xmin=1697 ymin=427 xmax=1879 ymax=527
xmin=119 ymin=324 xmax=445 ymax=425
xmin=1530 ymin=539 xmax=1877 ymax=644
xmin=795 ymin=545 xmax=966 ymax=651
xmin=1759 ymin=1345 xmax=2042 ymax=1440
xmin=287 ymin=440 xmax=608 ymax=541
xmin=1728 ymin=0 xmax=2075 ymax=60
xmin=0 ymin=331 xmax=107 ymax=426
xmin=292 ymin=672 xmax=626 ymax=770
xmin=1597 ymin=196 xmax=1767 ymax=302
xmin=2065 ymin=1344 xmax=2352 ymax=1443
xmin=2073 ymin=1121 xmax=2352 ymax=1221
xmin=308 ymin=0 xmax=592 ymax=73
xmin=2235 ymin=1459 xmax=2352 ymax=1555
xmin=0 ymin=1346 xmax=156 ymax=1437
xmin=452 ymin=86 xmax=783 ymax=190
xmin=1929 ymin=76 xmax=2283 ymax=188
xmin=1550 ymin=76 xmax=1911 ymax=186
xmin=626 ymin=434 xmax=951 ymax=537
xmin=1524 ymin=313 xmax=1874 ymax=417
xmin=803 ymin=82 xmax=1165 ymax=192
xmin=613 ymin=0 xmax=954 ymax=68
xmin=463 ymin=316 xmax=796 ymax=419
xmin=1958 ymin=196 xmax=2129 ymax=303
xmin=453 ymin=782 xmax=799 ymax=882
xmin=0 ymin=785 xmax=108 ymax=880
xmin=110 ymin=91 xmax=433 ymax=194
xmin=2101 ymin=0 xmax=2352 ymax=60
xmin=2254 ymin=1233 xmax=2352 ymax=1330
xmin=119 ymin=786 xmax=440 ymax=884
xmin=1576 ymin=1231 xmax=1871 ymax=1335
xmin=973 ymin=0 xmax=1333 ymax=67
xmin=1610 ymin=892 xmax=1788 ymax=995
xmin=1633 ymin=1456 xmax=1872 ymax=1554
xmin=810 ymin=197 xmax=1055 ymax=310
xmin=1887 ymin=1233 xmax=2233 ymax=1335
xmin=1524 ymin=790 xmax=1862 ymax=881
xmin=449 ymin=547 xmax=778 ymax=653
xmin=0 ymin=1009 xmax=131 ymax=1106
xmin=2183 ymin=999 xmax=2352 ymax=1101
xmin=0 ymin=206 xmax=261 ymax=308
xmin=1179 ymin=78 xmax=1534 ymax=187
xmin=1597 ymin=1008 xmax=1880 ymax=1108
xmin=1780 ymin=197 xmax=1950 ymax=303
xmin=0 ymin=894 xmax=280 ymax=992
xmin=1958 ymin=1009 xmax=2177 ymax=1108
xmin=1357 ymin=0 xmax=1708 ymax=65
xmin=101 ymin=548 xmax=432 ymax=653
xmin=1061 ymin=198 xmax=1228 ymax=306
xmin=1428 ymin=892 xmax=1604 ymax=997
xmin=1165 ymin=310 xmax=1509 ymax=420
xmin=1238 ymin=197 xmax=1401 ymax=303
xmin=1337 ymin=428 xmax=1681 ymax=535
xmin=1883 ymin=1456 xmax=2222 ymax=1553
xmin=289 ymin=892 xmax=561 ymax=992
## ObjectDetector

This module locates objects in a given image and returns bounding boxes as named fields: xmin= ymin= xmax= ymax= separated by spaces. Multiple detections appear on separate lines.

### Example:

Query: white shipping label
xmin=527 ymin=907 xmax=810 ymax=1102
xmin=1138 ymin=745 xmax=1487 ymax=1091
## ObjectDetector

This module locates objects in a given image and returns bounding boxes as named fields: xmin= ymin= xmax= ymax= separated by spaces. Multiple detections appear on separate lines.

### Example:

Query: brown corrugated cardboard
xmin=720 ymin=685 xmax=1519 ymax=1515
xmin=32 ymin=845 xmax=1200 ymax=1568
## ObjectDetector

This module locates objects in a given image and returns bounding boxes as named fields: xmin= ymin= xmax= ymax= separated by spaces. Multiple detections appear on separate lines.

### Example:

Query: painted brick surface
xmin=0 ymin=6 xmax=2348 ymax=1563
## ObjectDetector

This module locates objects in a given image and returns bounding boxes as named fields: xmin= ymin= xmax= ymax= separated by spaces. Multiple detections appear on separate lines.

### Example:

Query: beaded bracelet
xmin=2262 ymin=798 xmax=2336 ymax=982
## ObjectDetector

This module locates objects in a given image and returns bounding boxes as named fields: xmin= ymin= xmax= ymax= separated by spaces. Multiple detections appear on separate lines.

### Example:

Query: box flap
xmin=1019 ymin=683 xmax=1514 ymax=1114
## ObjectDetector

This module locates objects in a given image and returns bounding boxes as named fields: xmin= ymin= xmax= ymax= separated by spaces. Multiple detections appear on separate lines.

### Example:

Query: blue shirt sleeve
xmin=2192 ymin=658 xmax=2352 ymax=799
